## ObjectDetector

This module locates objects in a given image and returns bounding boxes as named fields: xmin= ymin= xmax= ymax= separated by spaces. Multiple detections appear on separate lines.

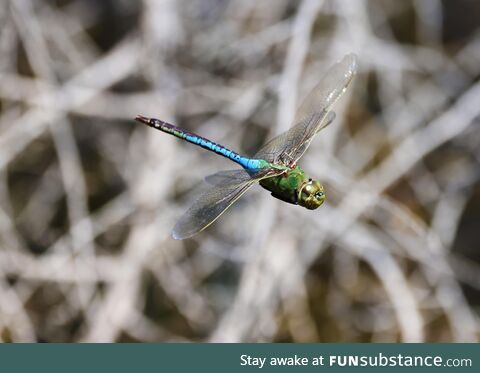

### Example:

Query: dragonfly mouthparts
xmin=135 ymin=115 xmax=151 ymax=124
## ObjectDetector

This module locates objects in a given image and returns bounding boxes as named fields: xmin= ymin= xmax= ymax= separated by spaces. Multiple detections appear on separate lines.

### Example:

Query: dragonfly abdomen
xmin=135 ymin=115 xmax=269 ymax=172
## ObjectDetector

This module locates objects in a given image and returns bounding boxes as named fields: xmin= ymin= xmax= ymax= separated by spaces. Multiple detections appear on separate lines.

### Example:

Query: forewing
xmin=204 ymin=169 xmax=252 ymax=186
xmin=255 ymin=54 xmax=357 ymax=163
xmin=255 ymin=110 xmax=335 ymax=163
xmin=173 ymin=169 xmax=281 ymax=239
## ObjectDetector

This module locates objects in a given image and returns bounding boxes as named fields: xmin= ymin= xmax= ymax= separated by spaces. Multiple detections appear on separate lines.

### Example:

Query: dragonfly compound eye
xmin=298 ymin=180 xmax=325 ymax=210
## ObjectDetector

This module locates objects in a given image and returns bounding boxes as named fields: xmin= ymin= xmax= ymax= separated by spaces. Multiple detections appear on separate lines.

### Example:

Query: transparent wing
xmin=255 ymin=54 xmax=357 ymax=164
xmin=173 ymin=169 xmax=281 ymax=239
xmin=255 ymin=111 xmax=335 ymax=163
xmin=204 ymin=169 xmax=252 ymax=186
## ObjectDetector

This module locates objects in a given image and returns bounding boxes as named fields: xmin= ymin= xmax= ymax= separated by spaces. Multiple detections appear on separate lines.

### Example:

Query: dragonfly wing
xmin=204 ymin=169 xmax=252 ymax=186
xmin=254 ymin=110 xmax=335 ymax=163
xmin=173 ymin=169 xmax=281 ymax=239
xmin=255 ymin=54 xmax=357 ymax=163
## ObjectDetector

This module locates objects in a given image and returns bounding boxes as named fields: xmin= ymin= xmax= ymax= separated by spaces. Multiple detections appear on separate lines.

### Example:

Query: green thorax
xmin=259 ymin=167 xmax=307 ymax=205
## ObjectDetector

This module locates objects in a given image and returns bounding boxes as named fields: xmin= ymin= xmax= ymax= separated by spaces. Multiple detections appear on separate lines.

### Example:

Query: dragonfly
xmin=136 ymin=54 xmax=357 ymax=239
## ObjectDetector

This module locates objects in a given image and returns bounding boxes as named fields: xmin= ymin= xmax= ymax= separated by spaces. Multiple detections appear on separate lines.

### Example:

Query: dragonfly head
xmin=298 ymin=178 xmax=325 ymax=210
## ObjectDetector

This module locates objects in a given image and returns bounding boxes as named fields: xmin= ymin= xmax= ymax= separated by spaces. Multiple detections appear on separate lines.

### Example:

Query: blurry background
xmin=0 ymin=0 xmax=479 ymax=342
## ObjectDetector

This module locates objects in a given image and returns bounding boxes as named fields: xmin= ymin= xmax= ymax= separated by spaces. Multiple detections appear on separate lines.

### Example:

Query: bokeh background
xmin=0 ymin=0 xmax=479 ymax=342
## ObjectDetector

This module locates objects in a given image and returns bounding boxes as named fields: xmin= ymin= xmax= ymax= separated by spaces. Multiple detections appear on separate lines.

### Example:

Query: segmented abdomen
xmin=145 ymin=118 xmax=267 ymax=172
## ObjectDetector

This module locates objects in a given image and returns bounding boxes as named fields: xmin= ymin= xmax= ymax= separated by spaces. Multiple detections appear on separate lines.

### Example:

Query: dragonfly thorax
xmin=259 ymin=167 xmax=325 ymax=209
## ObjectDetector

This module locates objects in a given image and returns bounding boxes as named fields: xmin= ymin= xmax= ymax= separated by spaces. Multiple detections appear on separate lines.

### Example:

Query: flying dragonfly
xmin=136 ymin=54 xmax=357 ymax=239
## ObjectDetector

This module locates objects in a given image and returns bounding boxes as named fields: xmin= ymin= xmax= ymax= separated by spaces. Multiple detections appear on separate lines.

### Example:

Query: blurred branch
xmin=0 ymin=0 xmax=478 ymax=342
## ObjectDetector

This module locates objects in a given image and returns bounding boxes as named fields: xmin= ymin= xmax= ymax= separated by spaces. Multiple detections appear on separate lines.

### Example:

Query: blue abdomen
xmin=187 ymin=134 xmax=266 ymax=171
xmin=146 ymin=118 xmax=268 ymax=172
